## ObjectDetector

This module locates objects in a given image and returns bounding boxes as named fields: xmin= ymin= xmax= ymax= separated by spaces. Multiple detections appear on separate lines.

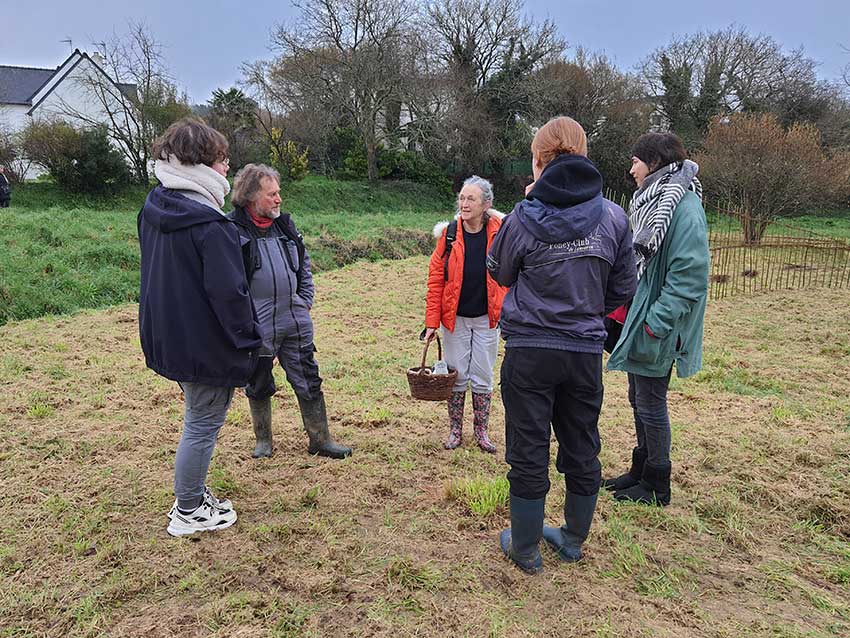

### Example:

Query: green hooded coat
xmin=607 ymin=191 xmax=710 ymax=378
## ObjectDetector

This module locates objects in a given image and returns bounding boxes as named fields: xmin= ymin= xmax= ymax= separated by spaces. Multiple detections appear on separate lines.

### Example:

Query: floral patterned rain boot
xmin=444 ymin=391 xmax=465 ymax=449
xmin=472 ymin=391 xmax=496 ymax=454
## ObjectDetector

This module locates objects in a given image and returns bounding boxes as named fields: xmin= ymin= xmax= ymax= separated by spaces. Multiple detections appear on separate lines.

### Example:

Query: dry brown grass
xmin=1 ymin=257 xmax=849 ymax=637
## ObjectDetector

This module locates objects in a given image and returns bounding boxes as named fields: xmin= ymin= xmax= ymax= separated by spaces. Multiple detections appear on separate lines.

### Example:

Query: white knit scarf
xmin=629 ymin=159 xmax=702 ymax=279
xmin=154 ymin=156 xmax=231 ymax=211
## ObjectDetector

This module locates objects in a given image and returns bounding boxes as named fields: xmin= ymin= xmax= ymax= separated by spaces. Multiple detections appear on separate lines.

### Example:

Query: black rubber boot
xmin=602 ymin=447 xmax=647 ymax=492
xmin=542 ymin=491 xmax=598 ymax=562
xmin=248 ymin=397 xmax=273 ymax=458
xmin=614 ymin=461 xmax=671 ymax=506
xmin=298 ymin=393 xmax=352 ymax=459
xmin=499 ymin=494 xmax=545 ymax=574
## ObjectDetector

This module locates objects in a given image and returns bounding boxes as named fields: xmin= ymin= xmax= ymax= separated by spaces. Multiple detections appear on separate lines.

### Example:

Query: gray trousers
xmin=441 ymin=315 xmax=499 ymax=393
xmin=174 ymin=382 xmax=234 ymax=511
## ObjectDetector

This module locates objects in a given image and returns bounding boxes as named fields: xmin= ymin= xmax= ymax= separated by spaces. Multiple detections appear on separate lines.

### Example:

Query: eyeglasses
xmin=216 ymin=157 xmax=230 ymax=166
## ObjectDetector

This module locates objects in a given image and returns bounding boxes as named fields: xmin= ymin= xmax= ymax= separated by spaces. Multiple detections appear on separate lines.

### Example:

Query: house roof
xmin=2 ymin=50 xmax=136 ymax=111
xmin=0 ymin=65 xmax=57 ymax=105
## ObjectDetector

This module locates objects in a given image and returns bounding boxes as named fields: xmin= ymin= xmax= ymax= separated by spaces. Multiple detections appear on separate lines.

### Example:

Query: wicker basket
xmin=406 ymin=335 xmax=458 ymax=401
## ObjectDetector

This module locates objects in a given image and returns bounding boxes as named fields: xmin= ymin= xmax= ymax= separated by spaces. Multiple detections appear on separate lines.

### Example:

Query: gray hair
xmin=231 ymin=163 xmax=281 ymax=208
xmin=460 ymin=175 xmax=494 ymax=205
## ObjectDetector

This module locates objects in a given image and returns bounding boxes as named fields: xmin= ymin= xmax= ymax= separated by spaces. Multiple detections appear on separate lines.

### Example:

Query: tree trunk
xmin=366 ymin=139 xmax=378 ymax=182
xmin=742 ymin=211 xmax=770 ymax=246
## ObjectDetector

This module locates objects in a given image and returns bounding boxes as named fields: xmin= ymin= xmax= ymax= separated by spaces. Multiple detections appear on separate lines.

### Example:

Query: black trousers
xmin=627 ymin=368 xmax=673 ymax=467
xmin=501 ymin=347 xmax=604 ymax=500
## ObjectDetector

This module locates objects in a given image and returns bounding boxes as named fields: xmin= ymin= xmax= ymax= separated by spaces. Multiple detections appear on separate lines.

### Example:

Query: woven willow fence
xmin=604 ymin=190 xmax=850 ymax=300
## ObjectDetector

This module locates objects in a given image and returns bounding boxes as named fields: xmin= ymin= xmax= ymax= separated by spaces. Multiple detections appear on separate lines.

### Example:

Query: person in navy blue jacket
xmin=488 ymin=116 xmax=637 ymax=573
xmin=138 ymin=118 xmax=263 ymax=537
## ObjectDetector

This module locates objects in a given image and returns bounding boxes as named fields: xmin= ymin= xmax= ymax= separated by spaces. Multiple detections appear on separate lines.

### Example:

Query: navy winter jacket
xmin=138 ymin=186 xmax=263 ymax=387
xmin=487 ymin=154 xmax=637 ymax=353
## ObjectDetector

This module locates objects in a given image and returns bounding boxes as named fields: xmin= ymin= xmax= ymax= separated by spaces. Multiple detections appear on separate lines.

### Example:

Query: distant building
xmin=0 ymin=49 xmax=134 ymax=178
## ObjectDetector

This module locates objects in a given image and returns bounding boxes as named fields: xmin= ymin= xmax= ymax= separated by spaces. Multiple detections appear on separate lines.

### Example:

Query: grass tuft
xmin=445 ymin=475 xmax=509 ymax=516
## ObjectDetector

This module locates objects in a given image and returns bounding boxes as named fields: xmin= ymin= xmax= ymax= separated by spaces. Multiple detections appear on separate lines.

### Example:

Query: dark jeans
xmin=627 ymin=369 xmax=673 ymax=466
xmin=501 ymin=347 xmax=604 ymax=500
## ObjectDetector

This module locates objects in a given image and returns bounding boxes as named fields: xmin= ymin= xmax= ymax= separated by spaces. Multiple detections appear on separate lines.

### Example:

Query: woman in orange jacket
xmin=425 ymin=176 xmax=507 ymax=452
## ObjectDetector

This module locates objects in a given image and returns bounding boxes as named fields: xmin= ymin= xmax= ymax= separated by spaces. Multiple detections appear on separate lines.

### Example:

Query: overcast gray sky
xmin=4 ymin=0 xmax=849 ymax=103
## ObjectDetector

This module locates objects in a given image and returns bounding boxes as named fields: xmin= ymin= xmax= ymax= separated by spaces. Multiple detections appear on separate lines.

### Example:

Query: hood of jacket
xmin=432 ymin=208 xmax=505 ymax=238
xmin=517 ymin=154 xmax=604 ymax=243
xmin=140 ymin=186 xmax=228 ymax=234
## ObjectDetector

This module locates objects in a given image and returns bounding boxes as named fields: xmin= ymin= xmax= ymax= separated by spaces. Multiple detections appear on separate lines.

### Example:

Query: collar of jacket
xmin=228 ymin=206 xmax=291 ymax=230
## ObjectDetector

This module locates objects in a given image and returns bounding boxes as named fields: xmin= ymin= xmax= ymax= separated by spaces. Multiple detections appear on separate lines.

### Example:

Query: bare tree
xmin=841 ymin=45 xmax=850 ymax=92
xmin=641 ymin=26 xmax=826 ymax=139
xmin=530 ymin=49 xmax=643 ymax=134
xmin=523 ymin=49 xmax=651 ymax=195
xmin=51 ymin=23 xmax=190 ymax=183
xmin=422 ymin=0 xmax=565 ymax=177
xmin=247 ymin=0 xmax=415 ymax=181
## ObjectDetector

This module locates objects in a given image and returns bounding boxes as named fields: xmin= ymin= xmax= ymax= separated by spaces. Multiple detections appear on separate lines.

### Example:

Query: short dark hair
xmin=152 ymin=118 xmax=228 ymax=167
xmin=630 ymin=132 xmax=687 ymax=172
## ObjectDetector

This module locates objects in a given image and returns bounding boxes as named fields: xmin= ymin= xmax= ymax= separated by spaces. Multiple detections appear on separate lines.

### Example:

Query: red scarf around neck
xmin=247 ymin=209 xmax=274 ymax=229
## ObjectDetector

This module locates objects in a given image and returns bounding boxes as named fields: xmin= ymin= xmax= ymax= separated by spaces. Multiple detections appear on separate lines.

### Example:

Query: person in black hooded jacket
xmin=488 ymin=116 xmax=637 ymax=573
xmin=138 ymin=119 xmax=263 ymax=537
xmin=0 ymin=166 xmax=11 ymax=208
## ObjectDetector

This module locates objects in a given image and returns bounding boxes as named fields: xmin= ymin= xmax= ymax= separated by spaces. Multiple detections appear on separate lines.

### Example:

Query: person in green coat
xmin=604 ymin=132 xmax=710 ymax=506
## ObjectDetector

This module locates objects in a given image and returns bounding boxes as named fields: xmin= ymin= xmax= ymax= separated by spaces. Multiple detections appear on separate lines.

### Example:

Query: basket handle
xmin=419 ymin=333 xmax=442 ymax=373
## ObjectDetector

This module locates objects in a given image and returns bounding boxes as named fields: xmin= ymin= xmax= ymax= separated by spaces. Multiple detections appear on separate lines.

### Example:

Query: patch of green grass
xmin=1 ymin=176 xmax=453 ymax=325
xmin=71 ymin=592 xmax=104 ymax=633
xmin=206 ymin=465 xmax=239 ymax=496
xmin=271 ymin=602 xmax=314 ymax=638
xmin=695 ymin=493 xmax=755 ymax=550
xmin=635 ymin=568 xmax=682 ymax=599
xmin=600 ymin=514 xmax=648 ymax=578
xmin=445 ymin=475 xmax=509 ymax=516
xmin=300 ymin=486 xmax=321 ymax=509
xmin=827 ymin=565 xmax=850 ymax=585
xmin=26 ymin=403 xmax=54 ymax=418
xmin=693 ymin=350 xmax=784 ymax=396
xmin=385 ymin=556 xmax=443 ymax=591
xmin=1 ymin=355 xmax=32 ymax=377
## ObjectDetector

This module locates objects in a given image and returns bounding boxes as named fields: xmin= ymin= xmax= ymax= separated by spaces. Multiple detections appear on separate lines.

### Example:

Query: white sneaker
xmin=166 ymin=499 xmax=237 ymax=537
xmin=167 ymin=486 xmax=232 ymax=520
xmin=204 ymin=486 xmax=232 ymax=511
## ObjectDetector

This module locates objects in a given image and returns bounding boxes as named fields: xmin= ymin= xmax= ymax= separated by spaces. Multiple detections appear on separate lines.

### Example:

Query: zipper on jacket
xmin=274 ymin=237 xmax=304 ymax=347
xmin=259 ymin=239 xmax=279 ymax=349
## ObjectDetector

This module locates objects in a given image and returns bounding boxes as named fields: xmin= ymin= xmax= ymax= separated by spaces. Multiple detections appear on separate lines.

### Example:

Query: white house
xmin=0 ymin=49 xmax=134 ymax=178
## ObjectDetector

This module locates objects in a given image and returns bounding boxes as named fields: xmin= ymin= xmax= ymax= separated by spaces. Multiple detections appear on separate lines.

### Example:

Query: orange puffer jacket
xmin=425 ymin=213 xmax=508 ymax=332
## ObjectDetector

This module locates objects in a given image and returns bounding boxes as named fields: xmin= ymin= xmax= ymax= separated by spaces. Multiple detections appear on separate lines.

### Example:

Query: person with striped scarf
xmin=605 ymin=132 xmax=710 ymax=507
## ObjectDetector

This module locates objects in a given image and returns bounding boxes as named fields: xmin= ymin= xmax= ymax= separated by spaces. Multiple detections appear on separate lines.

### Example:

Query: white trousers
xmin=441 ymin=315 xmax=499 ymax=393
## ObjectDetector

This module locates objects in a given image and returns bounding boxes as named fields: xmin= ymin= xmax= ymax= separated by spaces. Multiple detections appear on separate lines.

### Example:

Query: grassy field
xmin=2 ymin=179 xmax=848 ymax=325
xmin=0 ymin=177 xmax=454 ymax=324
xmin=1 ymin=257 xmax=848 ymax=637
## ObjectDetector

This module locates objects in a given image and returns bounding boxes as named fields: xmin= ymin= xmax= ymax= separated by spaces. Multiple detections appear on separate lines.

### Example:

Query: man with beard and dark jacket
xmin=488 ymin=116 xmax=637 ymax=573
xmin=227 ymin=163 xmax=351 ymax=460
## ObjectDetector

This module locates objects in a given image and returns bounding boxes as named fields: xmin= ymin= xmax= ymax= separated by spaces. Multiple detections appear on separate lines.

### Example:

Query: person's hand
xmin=524 ymin=180 xmax=536 ymax=196
xmin=424 ymin=328 xmax=437 ymax=342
